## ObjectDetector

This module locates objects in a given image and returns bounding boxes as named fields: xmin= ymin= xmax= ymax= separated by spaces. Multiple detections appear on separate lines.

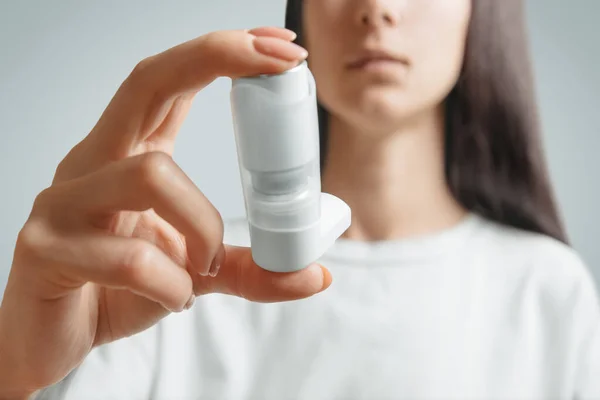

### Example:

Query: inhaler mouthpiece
xmin=230 ymin=61 xmax=351 ymax=272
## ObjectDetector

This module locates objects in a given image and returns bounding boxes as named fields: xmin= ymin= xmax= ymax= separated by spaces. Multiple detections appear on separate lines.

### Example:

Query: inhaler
xmin=230 ymin=61 xmax=351 ymax=273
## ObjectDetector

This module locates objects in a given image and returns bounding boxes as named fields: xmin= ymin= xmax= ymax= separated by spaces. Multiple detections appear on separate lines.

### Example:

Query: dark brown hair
xmin=285 ymin=0 xmax=568 ymax=243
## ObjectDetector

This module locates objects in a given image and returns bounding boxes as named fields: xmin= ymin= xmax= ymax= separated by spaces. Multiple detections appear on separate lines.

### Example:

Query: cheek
xmin=302 ymin=8 xmax=346 ymax=110
xmin=308 ymin=51 xmax=345 ymax=115
xmin=408 ymin=2 xmax=471 ymax=106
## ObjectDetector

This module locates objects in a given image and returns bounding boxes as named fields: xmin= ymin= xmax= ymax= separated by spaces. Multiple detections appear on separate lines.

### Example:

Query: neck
xmin=321 ymin=108 xmax=467 ymax=241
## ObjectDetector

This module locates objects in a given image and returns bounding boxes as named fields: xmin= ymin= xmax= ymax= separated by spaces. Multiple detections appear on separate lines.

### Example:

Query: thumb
xmin=193 ymin=245 xmax=332 ymax=302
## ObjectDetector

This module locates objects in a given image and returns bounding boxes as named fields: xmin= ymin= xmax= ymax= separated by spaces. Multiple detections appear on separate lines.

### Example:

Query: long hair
xmin=285 ymin=0 xmax=569 ymax=244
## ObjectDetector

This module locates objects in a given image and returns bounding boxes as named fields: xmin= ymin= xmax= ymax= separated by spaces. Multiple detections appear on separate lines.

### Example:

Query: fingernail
xmin=253 ymin=36 xmax=308 ymax=61
xmin=208 ymin=260 xmax=220 ymax=277
xmin=209 ymin=244 xmax=226 ymax=277
xmin=319 ymin=265 xmax=332 ymax=291
xmin=184 ymin=294 xmax=195 ymax=310
xmin=248 ymin=26 xmax=297 ymax=41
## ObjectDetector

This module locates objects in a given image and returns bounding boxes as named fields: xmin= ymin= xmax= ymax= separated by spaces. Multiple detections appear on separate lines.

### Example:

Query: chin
xmin=339 ymin=88 xmax=422 ymax=133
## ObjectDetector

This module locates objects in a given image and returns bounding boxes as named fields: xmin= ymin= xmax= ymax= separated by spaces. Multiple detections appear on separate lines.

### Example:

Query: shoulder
xmin=475 ymin=214 xmax=588 ymax=277
xmin=473 ymin=214 xmax=599 ymax=311
xmin=475 ymin=217 xmax=600 ymax=393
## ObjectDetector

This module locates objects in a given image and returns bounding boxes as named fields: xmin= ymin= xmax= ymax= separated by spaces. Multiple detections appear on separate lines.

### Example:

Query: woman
xmin=1 ymin=0 xmax=599 ymax=398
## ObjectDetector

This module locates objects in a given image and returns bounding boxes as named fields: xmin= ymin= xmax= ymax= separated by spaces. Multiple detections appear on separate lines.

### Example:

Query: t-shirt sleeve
xmin=34 ymin=324 xmax=159 ymax=400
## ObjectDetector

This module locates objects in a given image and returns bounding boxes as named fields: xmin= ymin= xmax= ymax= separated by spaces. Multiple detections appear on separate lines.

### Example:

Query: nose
xmin=356 ymin=0 xmax=401 ymax=28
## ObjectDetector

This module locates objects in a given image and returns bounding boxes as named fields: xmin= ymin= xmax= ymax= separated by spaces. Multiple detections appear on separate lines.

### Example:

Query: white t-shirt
xmin=38 ymin=213 xmax=600 ymax=400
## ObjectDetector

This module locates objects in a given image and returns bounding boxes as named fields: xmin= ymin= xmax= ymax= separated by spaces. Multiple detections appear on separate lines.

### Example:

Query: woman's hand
xmin=0 ymin=26 xmax=329 ymax=398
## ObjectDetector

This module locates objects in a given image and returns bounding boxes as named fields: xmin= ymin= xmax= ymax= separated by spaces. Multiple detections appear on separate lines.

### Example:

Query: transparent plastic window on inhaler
xmin=230 ymin=61 xmax=351 ymax=273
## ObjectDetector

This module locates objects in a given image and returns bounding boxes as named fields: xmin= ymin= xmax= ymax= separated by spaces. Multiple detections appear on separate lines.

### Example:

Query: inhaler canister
xmin=230 ymin=61 xmax=351 ymax=272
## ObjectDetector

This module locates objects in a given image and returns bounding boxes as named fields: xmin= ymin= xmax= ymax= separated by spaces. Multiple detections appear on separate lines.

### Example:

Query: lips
xmin=346 ymin=49 xmax=409 ymax=69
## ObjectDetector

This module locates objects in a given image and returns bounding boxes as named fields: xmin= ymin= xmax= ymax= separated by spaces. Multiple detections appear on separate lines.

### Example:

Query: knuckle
xmin=128 ymin=56 xmax=155 ymax=86
xmin=125 ymin=56 xmax=168 ymax=102
xmin=203 ymin=30 xmax=240 ymax=52
xmin=121 ymin=241 xmax=155 ymax=282
xmin=53 ymin=157 xmax=68 ymax=182
xmin=32 ymin=186 xmax=55 ymax=210
xmin=15 ymin=218 xmax=53 ymax=260
xmin=136 ymin=151 xmax=175 ymax=190
xmin=52 ymin=140 xmax=91 ymax=183
xmin=31 ymin=184 xmax=76 ymax=229
xmin=201 ymin=31 xmax=220 ymax=50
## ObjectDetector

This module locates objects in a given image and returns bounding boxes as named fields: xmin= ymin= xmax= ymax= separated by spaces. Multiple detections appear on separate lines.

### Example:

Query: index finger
xmin=130 ymin=27 xmax=306 ymax=97
xmin=92 ymin=27 xmax=306 ymax=145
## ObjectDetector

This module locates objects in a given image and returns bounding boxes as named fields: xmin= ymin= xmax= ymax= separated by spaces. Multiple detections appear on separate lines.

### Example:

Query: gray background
xmin=0 ymin=0 xmax=598 ymax=298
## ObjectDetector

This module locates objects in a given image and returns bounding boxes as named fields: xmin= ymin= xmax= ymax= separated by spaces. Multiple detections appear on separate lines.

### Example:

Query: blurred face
xmin=303 ymin=0 xmax=472 ymax=132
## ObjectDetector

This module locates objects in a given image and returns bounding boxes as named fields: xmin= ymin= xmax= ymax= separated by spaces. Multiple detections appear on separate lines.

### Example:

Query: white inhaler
xmin=230 ymin=61 xmax=351 ymax=273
